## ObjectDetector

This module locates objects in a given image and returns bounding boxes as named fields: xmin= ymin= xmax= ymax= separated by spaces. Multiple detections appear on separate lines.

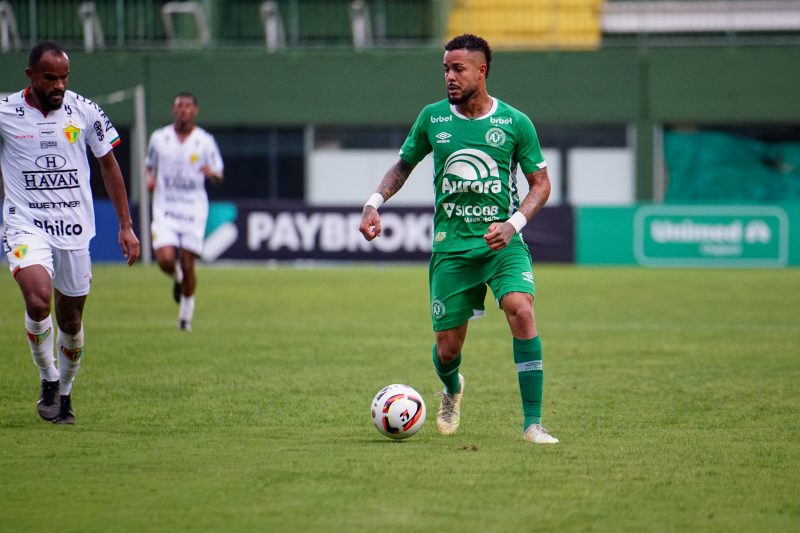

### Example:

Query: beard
xmin=447 ymin=85 xmax=477 ymax=105
xmin=41 ymin=90 xmax=65 ymax=111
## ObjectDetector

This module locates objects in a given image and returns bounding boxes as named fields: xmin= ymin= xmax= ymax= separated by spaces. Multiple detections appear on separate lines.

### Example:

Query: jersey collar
xmin=23 ymin=86 xmax=53 ymax=118
xmin=450 ymin=96 xmax=497 ymax=121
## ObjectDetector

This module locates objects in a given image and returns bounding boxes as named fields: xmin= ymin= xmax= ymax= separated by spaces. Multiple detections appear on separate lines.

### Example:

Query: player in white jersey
xmin=0 ymin=42 xmax=140 ymax=424
xmin=146 ymin=92 xmax=223 ymax=331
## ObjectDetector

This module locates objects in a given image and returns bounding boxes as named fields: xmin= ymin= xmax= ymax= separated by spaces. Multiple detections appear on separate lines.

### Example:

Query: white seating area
xmin=603 ymin=1 xmax=800 ymax=33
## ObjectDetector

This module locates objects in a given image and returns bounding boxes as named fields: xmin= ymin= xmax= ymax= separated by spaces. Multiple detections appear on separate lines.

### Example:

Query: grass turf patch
xmin=1 ymin=265 xmax=798 ymax=531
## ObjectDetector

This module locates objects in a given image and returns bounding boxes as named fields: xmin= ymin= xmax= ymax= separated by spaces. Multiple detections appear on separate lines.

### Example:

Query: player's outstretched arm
xmin=359 ymin=159 xmax=415 ymax=241
xmin=484 ymin=167 xmax=551 ymax=251
xmin=98 ymin=151 xmax=140 ymax=266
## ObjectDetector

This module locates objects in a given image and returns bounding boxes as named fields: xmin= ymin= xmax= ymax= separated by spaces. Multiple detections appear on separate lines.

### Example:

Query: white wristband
xmin=507 ymin=211 xmax=527 ymax=233
xmin=364 ymin=193 xmax=384 ymax=210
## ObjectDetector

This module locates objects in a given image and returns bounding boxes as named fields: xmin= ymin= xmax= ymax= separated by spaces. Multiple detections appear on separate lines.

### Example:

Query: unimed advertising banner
xmin=201 ymin=202 xmax=574 ymax=263
xmin=577 ymin=204 xmax=797 ymax=267
xmin=633 ymin=205 xmax=789 ymax=267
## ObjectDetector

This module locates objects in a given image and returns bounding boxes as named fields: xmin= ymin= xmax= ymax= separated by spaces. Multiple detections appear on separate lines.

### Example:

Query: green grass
xmin=1 ymin=264 xmax=798 ymax=532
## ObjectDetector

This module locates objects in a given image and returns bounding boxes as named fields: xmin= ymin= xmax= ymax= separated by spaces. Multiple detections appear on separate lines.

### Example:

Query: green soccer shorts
xmin=428 ymin=240 xmax=536 ymax=331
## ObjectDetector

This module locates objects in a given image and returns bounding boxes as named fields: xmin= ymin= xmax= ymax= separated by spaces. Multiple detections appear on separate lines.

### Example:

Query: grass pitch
xmin=1 ymin=264 xmax=798 ymax=532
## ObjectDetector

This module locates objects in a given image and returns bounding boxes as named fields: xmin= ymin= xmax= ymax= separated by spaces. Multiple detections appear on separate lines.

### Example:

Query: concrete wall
xmin=3 ymin=46 xmax=799 ymax=199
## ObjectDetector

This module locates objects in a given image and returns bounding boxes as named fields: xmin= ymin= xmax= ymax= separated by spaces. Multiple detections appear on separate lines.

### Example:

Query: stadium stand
xmin=446 ymin=0 xmax=603 ymax=50
xmin=0 ymin=0 xmax=798 ymax=51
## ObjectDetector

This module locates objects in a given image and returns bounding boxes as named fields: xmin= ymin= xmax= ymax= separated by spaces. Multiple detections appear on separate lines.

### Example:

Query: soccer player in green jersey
xmin=358 ymin=34 xmax=558 ymax=444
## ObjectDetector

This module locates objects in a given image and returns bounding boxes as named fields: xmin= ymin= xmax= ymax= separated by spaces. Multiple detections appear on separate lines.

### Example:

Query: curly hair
xmin=445 ymin=34 xmax=492 ymax=78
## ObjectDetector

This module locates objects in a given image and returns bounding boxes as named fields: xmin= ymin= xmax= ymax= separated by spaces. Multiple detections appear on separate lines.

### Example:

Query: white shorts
xmin=151 ymin=221 xmax=204 ymax=255
xmin=3 ymin=229 xmax=92 ymax=297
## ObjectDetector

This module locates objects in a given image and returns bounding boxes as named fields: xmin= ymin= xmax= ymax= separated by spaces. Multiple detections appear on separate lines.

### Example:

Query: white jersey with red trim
xmin=0 ymin=88 xmax=121 ymax=249
xmin=146 ymin=125 xmax=223 ymax=235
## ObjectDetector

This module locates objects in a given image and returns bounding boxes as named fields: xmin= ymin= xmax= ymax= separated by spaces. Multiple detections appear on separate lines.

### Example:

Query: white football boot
xmin=435 ymin=374 xmax=465 ymax=435
xmin=523 ymin=423 xmax=559 ymax=444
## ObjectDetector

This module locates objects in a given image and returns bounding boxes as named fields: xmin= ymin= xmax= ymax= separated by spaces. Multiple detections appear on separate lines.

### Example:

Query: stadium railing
xmin=0 ymin=0 xmax=798 ymax=52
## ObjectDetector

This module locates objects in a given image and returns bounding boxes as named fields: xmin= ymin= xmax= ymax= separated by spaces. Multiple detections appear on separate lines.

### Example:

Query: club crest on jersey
xmin=190 ymin=153 xmax=200 ymax=163
xmin=485 ymin=127 xmax=506 ymax=147
xmin=12 ymin=245 xmax=28 ymax=259
xmin=63 ymin=124 xmax=80 ymax=144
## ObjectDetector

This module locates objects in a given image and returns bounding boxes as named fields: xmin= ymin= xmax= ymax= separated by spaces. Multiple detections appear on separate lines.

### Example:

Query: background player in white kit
xmin=146 ymin=93 xmax=223 ymax=331
xmin=0 ymin=42 xmax=140 ymax=424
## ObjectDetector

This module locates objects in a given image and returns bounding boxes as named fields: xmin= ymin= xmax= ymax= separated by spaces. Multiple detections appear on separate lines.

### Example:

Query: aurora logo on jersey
xmin=63 ymin=124 xmax=80 ymax=144
xmin=441 ymin=149 xmax=501 ymax=195
xmin=443 ymin=149 xmax=498 ymax=181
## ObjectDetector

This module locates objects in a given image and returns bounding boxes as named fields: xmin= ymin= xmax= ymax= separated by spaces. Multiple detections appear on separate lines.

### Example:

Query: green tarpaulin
xmin=664 ymin=131 xmax=800 ymax=203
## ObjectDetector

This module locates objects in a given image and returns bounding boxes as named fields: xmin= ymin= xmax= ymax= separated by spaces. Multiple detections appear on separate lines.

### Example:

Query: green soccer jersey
xmin=400 ymin=97 xmax=546 ymax=252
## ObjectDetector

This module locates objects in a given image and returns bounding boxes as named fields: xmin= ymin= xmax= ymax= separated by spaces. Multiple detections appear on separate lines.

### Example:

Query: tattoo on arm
xmin=375 ymin=160 xmax=415 ymax=201
xmin=518 ymin=168 xmax=551 ymax=221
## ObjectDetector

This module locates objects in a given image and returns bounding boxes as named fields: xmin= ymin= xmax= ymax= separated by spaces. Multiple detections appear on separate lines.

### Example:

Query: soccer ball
xmin=370 ymin=384 xmax=426 ymax=440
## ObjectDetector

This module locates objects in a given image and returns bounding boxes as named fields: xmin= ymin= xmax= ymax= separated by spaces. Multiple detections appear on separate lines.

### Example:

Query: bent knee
xmin=435 ymin=336 xmax=464 ymax=363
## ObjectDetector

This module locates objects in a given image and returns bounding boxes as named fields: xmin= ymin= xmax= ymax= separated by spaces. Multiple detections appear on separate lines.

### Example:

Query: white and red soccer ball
xmin=371 ymin=384 xmax=426 ymax=440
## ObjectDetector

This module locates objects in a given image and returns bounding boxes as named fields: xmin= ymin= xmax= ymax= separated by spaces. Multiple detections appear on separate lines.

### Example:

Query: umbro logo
xmin=436 ymin=131 xmax=452 ymax=144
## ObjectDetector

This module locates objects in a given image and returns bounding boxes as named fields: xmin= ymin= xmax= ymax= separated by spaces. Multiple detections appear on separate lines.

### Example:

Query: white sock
xmin=179 ymin=295 xmax=195 ymax=323
xmin=57 ymin=325 xmax=84 ymax=396
xmin=174 ymin=263 xmax=184 ymax=284
xmin=25 ymin=313 xmax=58 ymax=382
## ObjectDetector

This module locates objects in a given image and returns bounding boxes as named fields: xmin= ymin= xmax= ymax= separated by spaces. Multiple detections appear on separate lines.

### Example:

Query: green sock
xmin=513 ymin=336 xmax=543 ymax=429
xmin=432 ymin=345 xmax=462 ymax=395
